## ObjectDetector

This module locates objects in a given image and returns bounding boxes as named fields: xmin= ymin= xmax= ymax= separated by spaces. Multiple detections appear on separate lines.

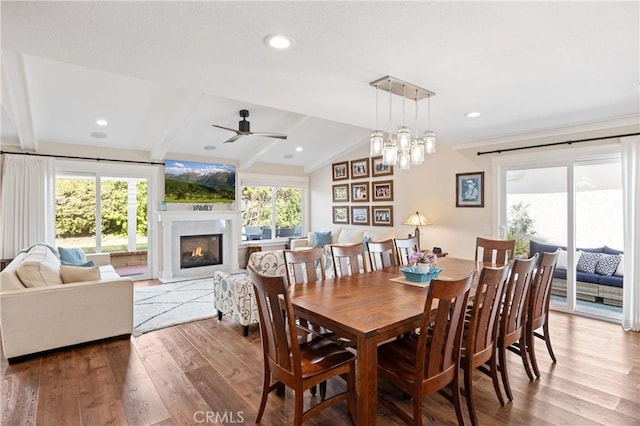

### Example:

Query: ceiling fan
xmin=212 ymin=109 xmax=288 ymax=144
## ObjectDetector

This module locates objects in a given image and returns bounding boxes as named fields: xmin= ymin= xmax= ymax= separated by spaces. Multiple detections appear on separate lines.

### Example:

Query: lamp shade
xmin=402 ymin=211 xmax=431 ymax=227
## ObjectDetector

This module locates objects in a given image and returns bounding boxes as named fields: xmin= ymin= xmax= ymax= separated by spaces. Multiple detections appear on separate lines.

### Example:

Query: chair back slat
xmin=284 ymin=248 xmax=325 ymax=285
xmin=248 ymin=265 xmax=301 ymax=377
xmin=394 ymin=236 xmax=419 ymax=265
xmin=502 ymin=253 xmax=538 ymax=338
xmin=368 ymin=239 xmax=397 ymax=270
xmin=476 ymin=237 xmax=515 ymax=265
xmin=529 ymin=250 xmax=560 ymax=328
xmin=415 ymin=273 xmax=473 ymax=381
xmin=467 ymin=264 xmax=511 ymax=356
xmin=331 ymin=243 xmax=368 ymax=276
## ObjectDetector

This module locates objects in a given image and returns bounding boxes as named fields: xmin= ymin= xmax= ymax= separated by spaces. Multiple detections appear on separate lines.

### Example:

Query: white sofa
xmin=289 ymin=227 xmax=396 ymax=250
xmin=0 ymin=244 xmax=133 ymax=361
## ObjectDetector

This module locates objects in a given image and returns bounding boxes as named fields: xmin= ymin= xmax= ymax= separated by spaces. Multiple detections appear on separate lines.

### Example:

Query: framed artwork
xmin=350 ymin=158 xmax=370 ymax=179
xmin=351 ymin=182 xmax=369 ymax=202
xmin=372 ymin=205 xmax=393 ymax=226
xmin=332 ymin=184 xmax=349 ymax=202
xmin=332 ymin=161 xmax=349 ymax=181
xmin=351 ymin=206 xmax=370 ymax=226
xmin=456 ymin=171 xmax=484 ymax=207
xmin=332 ymin=206 xmax=349 ymax=224
xmin=372 ymin=180 xmax=394 ymax=202
xmin=371 ymin=156 xmax=393 ymax=177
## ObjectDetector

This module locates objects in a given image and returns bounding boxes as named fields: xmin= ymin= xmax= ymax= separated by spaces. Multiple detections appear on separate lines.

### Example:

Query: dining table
xmin=289 ymin=256 xmax=479 ymax=425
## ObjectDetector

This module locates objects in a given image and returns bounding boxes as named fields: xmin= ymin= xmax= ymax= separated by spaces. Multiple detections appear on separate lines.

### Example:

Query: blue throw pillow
xmin=313 ymin=231 xmax=332 ymax=248
xmin=61 ymin=259 xmax=95 ymax=267
xmin=362 ymin=236 xmax=372 ymax=251
xmin=58 ymin=247 xmax=88 ymax=265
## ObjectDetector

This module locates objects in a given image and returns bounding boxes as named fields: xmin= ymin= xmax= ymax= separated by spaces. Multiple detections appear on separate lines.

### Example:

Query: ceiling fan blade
xmin=252 ymin=132 xmax=288 ymax=140
xmin=223 ymin=134 xmax=243 ymax=144
xmin=212 ymin=124 xmax=240 ymax=133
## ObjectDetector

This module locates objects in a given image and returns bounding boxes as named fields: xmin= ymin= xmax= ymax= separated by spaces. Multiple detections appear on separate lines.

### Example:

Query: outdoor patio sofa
xmin=529 ymin=239 xmax=624 ymax=307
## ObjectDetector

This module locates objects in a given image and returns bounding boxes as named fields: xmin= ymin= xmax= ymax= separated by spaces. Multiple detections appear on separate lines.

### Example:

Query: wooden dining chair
xmin=284 ymin=247 xmax=326 ymax=285
xmin=525 ymin=250 xmax=560 ymax=380
xmin=475 ymin=237 xmax=515 ymax=265
xmin=248 ymin=265 xmax=356 ymax=425
xmin=368 ymin=239 xmax=397 ymax=271
xmin=394 ymin=236 xmax=419 ymax=265
xmin=377 ymin=272 xmax=474 ymax=425
xmin=460 ymin=263 xmax=512 ymax=426
xmin=331 ymin=243 xmax=369 ymax=277
xmin=493 ymin=253 xmax=538 ymax=404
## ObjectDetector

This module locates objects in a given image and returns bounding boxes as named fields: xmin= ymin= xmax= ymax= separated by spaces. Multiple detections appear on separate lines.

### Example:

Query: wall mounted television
xmin=164 ymin=160 xmax=236 ymax=203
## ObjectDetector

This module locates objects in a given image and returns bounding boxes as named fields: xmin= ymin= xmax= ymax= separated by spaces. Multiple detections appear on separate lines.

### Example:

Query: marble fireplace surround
xmin=156 ymin=210 xmax=241 ymax=281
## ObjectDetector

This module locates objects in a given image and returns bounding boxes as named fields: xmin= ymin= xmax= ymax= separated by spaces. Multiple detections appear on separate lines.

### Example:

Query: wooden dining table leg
xmin=356 ymin=335 xmax=378 ymax=425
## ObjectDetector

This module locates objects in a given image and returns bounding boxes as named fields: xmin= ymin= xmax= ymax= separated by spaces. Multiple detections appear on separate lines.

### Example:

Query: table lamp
xmin=402 ymin=211 xmax=431 ymax=250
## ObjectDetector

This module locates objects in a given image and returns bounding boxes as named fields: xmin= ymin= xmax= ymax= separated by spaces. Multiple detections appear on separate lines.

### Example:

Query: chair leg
xmin=346 ymin=364 xmax=356 ymax=422
xmin=528 ymin=328 xmax=541 ymax=379
xmin=243 ymin=325 xmax=249 ymax=337
xmin=217 ymin=311 xmax=222 ymax=320
xmin=452 ymin=371 xmax=466 ymax=426
xmin=542 ymin=321 xmax=557 ymax=363
xmin=491 ymin=351 xmax=505 ymax=406
xmin=294 ymin=389 xmax=304 ymax=426
xmin=319 ymin=381 xmax=327 ymax=400
xmin=413 ymin=390 xmax=424 ymax=426
xmin=519 ymin=336 xmax=535 ymax=381
xmin=256 ymin=371 xmax=271 ymax=423
xmin=310 ymin=385 xmax=317 ymax=396
xmin=464 ymin=365 xmax=479 ymax=426
xmin=498 ymin=344 xmax=512 ymax=403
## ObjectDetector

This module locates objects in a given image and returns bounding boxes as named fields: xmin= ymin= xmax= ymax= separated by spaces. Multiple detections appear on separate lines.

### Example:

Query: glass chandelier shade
xmin=369 ymin=76 xmax=436 ymax=170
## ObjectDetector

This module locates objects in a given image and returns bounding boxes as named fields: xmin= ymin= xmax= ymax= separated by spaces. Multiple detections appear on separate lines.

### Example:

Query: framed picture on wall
xmin=372 ymin=205 xmax=393 ymax=226
xmin=332 ymin=206 xmax=349 ymax=224
xmin=350 ymin=158 xmax=370 ymax=179
xmin=371 ymin=156 xmax=393 ymax=177
xmin=456 ymin=171 xmax=484 ymax=207
xmin=332 ymin=161 xmax=349 ymax=181
xmin=332 ymin=184 xmax=349 ymax=202
xmin=372 ymin=180 xmax=394 ymax=201
xmin=351 ymin=182 xmax=369 ymax=202
xmin=351 ymin=206 xmax=370 ymax=225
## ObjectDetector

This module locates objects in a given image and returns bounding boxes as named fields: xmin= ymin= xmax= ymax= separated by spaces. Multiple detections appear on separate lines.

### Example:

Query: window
xmin=240 ymin=174 xmax=308 ymax=242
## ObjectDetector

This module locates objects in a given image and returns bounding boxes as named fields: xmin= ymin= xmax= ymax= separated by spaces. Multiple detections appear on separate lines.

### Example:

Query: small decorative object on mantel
xmin=456 ymin=171 xmax=484 ymax=208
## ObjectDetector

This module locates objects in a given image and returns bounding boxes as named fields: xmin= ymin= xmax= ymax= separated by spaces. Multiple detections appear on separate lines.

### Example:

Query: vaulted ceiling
xmin=2 ymin=2 xmax=638 ymax=173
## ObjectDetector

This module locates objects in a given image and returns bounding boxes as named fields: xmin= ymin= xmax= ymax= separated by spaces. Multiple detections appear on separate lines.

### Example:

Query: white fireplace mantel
xmin=156 ymin=210 xmax=241 ymax=280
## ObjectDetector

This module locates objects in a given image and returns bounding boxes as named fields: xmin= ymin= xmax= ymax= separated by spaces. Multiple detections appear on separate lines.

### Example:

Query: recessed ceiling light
xmin=295 ymin=147 xmax=303 ymax=152
xmin=264 ymin=34 xmax=295 ymax=50
xmin=204 ymin=145 xmax=216 ymax=150
xmin=96 ymin=119 xmax=108 ymax=126
xmin=465 ymin=112 xmax=481 ymax=118
xmin=283 ymin=154 xmax=294 ymax=159
xmin=90 ymin=131 xmax=108 ymax=139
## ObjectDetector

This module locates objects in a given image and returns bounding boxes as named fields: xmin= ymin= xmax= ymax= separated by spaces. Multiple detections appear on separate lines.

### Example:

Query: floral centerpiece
xmin=409 ymin=251 xmax=438 ymax=274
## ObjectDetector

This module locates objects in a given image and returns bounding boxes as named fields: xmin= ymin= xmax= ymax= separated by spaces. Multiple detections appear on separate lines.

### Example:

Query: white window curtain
xmin=0 ymin=155 xmax=56 ymax=258
xmin=621 ymin=136 xmax=640 ymax=331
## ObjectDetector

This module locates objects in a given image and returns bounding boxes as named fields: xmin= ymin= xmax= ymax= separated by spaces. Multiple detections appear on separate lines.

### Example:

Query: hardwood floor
xmin=1 ymin=287 xmax=639 ymax=425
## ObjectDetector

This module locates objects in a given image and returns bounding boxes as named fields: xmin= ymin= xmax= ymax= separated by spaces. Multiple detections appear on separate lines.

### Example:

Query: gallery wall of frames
xmin=331 ymin=156 xmax=394 ymax=227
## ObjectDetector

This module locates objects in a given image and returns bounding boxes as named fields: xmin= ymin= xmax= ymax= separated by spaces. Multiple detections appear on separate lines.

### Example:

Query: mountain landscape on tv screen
xmin=164 ymin=160 xmax=236 ymax=203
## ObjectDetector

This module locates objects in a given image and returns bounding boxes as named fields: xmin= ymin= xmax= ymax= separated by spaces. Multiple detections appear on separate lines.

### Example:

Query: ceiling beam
xmin=1 ymin=51 xmax=36 ymax=151
xmin=149 ymin=91 xmax=204 ymax=161
xmin=239 ymin=116 xmax=311 ymax=170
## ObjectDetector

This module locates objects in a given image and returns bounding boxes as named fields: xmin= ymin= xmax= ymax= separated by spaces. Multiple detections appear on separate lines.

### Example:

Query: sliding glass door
xmin=497 ymin=148 xmax=623 ymax=321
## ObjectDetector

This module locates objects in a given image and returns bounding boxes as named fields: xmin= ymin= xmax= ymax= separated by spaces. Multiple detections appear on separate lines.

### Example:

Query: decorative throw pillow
xmin=576 ymin=251 xmax=600 ymax=274
xmin=556 ymin=249 xmax=568 ymax=270
xmin=60 ymin=265 xmax=101 ymax=283
xmin=614 ymin=254 xmax=624 ymax=276
xmin=58 ymin=247 xmax=88 ymax=266
xmin=361 ymin=236 xmax=372 ymax=251
xmin=313 ymin=231 xmax=332 ymax=248
xmin=595 ymin=254 xmax=621 ymax=276
xmin=61 ymin=259 xmax=95 ymax=267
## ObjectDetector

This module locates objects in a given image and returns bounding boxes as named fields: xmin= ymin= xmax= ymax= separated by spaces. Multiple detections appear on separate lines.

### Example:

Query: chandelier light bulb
xmin=424 ymin=130 xmax=436 ymax=154
xmin=411 ymin=139 xmax=425 ymax=164
xmin=397 ymin=126 xmax=411 ymax=151
xmin=370 ymin=130 xmax=384 ymax=156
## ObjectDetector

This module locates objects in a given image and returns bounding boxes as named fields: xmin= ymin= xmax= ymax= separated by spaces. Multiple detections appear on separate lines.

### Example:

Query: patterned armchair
xmin=213 ymin=248 xmax=334 ymax=336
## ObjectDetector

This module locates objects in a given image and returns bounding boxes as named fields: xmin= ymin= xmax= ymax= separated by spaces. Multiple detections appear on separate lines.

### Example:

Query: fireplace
xmin=180 ymin=234 xmax=223 ymax=269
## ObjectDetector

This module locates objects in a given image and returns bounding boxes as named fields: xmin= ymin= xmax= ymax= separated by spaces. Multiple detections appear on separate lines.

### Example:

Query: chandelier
xmin=369 ymin=76 xmax=436 ymax=170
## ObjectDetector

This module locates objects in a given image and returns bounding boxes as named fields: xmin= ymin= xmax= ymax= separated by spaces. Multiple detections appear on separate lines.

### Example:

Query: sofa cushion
xmin=576 ymin=251 xmax=600 ymax=274
xmin=576 ymin=246 xmax=605 ymax=254
xmin=15 ymin=247 xmax=63 ymax=288
xmin=60 ymin=264 xmax=101 ymax=283
xmin=248 ymin=250 xmax=286 ymax=276
xmin=614 ymin=254 xmax=624 ymax=277
xmin=313 ymin=231 xmax=332 ymax=248
xmin=598 ymin=274 xmax=624 ymax=288
xmin=604 ymin=246 xmax=624 ymax=255
xmin=58 ymin=247 xmax=88 ymax=265
xmin=595 ymin=254 xmax=621 ymax=276
xmin=337 ymin=228 xmax=364 ymax=244
xmin=576 ymin=271 xmax=601 ymax=284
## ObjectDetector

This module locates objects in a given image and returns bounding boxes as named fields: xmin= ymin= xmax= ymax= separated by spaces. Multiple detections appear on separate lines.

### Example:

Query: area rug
xmin=133 ymin=278 xmax=215 ymax=337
